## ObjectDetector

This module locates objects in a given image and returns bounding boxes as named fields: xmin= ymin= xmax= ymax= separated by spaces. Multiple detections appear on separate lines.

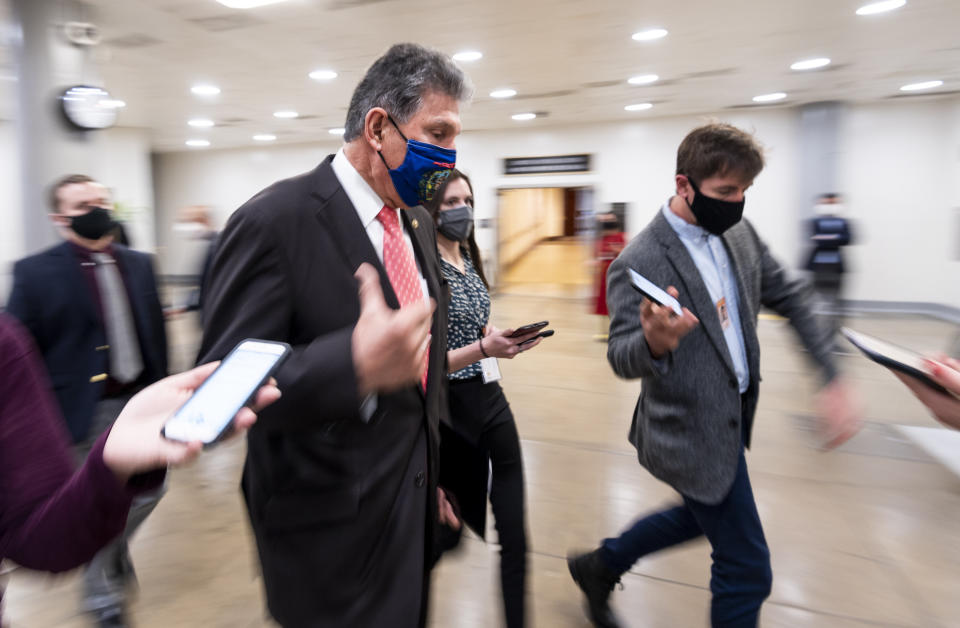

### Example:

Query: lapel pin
xmin=412 ymin=218 xmax=419 ymax=229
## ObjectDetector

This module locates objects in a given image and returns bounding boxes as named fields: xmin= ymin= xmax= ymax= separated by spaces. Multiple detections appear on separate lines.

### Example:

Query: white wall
xmin=839 ymin=99 xmax=960 ymax=306
xmin=0 ymin=124 xmax=155 ymax=301
xmin=148 ymin=97 xmax=960 ymax=307
xmin=153 ymin=141 xmax=340 ymax=276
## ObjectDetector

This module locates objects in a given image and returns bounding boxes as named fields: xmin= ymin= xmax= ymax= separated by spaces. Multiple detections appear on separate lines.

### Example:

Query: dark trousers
xmin=447 ymin=379 xmax=529 ymax=628
xmin=480 ymin=419 xmax=528 ymax=628
xmin=76 ymin=394 xmax=165 ymax=613
xmin=813 ymin=272 xmax=845 ymax=341
xmin=599 ymin=449 xmax=772 ymax=627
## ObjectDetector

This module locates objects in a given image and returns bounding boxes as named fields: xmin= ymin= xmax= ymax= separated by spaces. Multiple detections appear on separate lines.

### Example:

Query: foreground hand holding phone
xmin=103 ymin=362 xmax=281 ymax=482
xmin=894 ymin=354 xmax=960 ymax=430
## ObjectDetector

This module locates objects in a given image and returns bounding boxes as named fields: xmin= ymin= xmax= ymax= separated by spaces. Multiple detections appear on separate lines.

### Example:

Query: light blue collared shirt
xmin=662 ymin=201 xmax=750 ymax=392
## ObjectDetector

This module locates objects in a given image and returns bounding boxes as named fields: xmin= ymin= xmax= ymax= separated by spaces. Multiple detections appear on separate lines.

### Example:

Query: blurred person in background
xmin=567 ymin=123 xmax=862 ymax=628
xmin=6 ymin=174 xmax=168 ymax=628
xmin=803 ymin=193 xmax=854 ymax=350
xmin=0 ymin=312 xmax=279 ymax=626
xmin=426 ymin=169 xmax=541 ymax=628
xmin=592 ymin=212 xmax=627 ymax=339
xmin=197 ymin=43 xmax=466 ymax=627
xmin=166 ymin=205 xmax=219 ymax=317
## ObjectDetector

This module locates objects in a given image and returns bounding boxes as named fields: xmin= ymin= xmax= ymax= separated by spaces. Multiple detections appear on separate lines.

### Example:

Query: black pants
xmin=448 ymin=379 xmax=529 ymax=628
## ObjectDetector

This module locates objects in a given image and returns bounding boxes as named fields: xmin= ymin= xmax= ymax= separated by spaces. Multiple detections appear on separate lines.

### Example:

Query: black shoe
xmin=567 ymin=549 xmax=623 ymax=628
xmin=92 ymin=606 xmax=130 ymax=628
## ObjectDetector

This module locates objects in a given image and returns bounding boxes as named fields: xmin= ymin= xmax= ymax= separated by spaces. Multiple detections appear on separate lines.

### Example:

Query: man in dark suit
xmin=6 ymin=174 xmax=168 ymax=628
xmin=567 ymin=124 xmax=862 ymax=628
xmin=197 ymin=43 xmax=467 ymax=628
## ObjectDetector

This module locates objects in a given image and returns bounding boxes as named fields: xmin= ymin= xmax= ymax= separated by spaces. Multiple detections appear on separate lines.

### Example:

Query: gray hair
xmin=343 ymin=43 xmax=472 ymax=142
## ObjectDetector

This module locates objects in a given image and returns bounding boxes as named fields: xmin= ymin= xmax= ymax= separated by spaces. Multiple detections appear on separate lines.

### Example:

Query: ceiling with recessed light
xmin=1 ymin=0 xmax=958 ymax=151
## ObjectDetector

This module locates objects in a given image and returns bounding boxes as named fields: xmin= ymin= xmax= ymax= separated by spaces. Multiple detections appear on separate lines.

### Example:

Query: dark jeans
xmin=479 ymin=418 xmax=529 ymax=628
xmin=75 ymin=394 xmax=165 ymax=613
xmin=599 ymin=449 xmax=772 ymax=627
xmin=813 ymin=272 xmax=845 ymax=341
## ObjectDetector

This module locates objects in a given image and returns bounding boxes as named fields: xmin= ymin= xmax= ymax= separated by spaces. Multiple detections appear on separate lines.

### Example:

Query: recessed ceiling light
xmin=191 ymin=84 xmax=220 ymax=96
xmin=100 ymin=99 xmax=126 ymax=109
xmin=216 ymin=0 xmax=290 ymax=8
xmin=185 ymin=139 xmax=211 ymax=148
xmin=273 ymin=110 xmax=299 ymax=119
xmin=624 ymin=103 xmax=653 ymax=111
xmin=328 ymin=127 xmax=346 ymax=135
xmin=632 ymin=28 xmax=668 ymax=41
xmin=856 ymin=0 xmax=906 ymax=15
xmin=253 ymin=134 xmax=277 ymax=141
xmin=453 ymin=51 xmax=483 ymax=62
xmin=188 ymin=118 xmax=215 ymax=128
xmin=490 ymin=88 xmax=517 ymax=99
xmin=512 ymin=113 xmax=536 ymax=121
xmin=791 ymin=57 xmax=831 ymax=71
xmin=752 ymin=92 xmax=787 ymax=103
xmin=628 ymin=74 xmax=659 ymax=85
xmin=309 ymin=69 xmax=338 ymax=81
xmin=900 ymin=80 xmax=943 ymax=92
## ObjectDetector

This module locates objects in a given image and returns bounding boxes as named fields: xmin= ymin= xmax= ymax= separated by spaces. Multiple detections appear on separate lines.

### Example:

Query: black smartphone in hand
xmin=518 ymin=329 xmax=554 ymax=347
xmin=508 ymin=321 xmax=549 ymax=338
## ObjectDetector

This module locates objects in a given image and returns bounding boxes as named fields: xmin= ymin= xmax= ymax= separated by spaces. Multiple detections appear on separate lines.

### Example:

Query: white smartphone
xmin=162 ymin=339 xmax=291 ymax=446
xmin=627 ymin=268 xmax=683 ymax=317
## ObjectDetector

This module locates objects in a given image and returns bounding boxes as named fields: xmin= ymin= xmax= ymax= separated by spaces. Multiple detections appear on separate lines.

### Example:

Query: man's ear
xmin=363 ymin=107 xmax=389 ymax=152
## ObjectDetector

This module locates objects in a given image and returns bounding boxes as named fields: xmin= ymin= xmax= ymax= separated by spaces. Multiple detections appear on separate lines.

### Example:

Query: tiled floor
xmin=5 ymin=243 xmax=960 ymax=627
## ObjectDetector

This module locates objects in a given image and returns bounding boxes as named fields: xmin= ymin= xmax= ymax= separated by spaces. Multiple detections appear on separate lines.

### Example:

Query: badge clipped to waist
xmin=480 ymin=357 xmax=502 ymax=383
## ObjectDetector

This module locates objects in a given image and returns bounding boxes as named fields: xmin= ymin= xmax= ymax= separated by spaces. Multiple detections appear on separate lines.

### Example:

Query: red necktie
xmin=376 ymin=206 xmax=429 ymax=391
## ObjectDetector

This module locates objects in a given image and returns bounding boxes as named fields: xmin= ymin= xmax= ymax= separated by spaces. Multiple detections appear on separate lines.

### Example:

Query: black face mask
xmin=69 ymin=206 xmax=117 ymax=240
xmin=683 ymin=178 xmax=745 ymax=236
xmin=436 ymin=205 xmax=474 ymax=242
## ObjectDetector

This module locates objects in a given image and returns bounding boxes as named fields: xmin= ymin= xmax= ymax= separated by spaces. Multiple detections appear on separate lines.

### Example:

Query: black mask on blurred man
xmin=70 ymin=206 xmax=117 ymax=240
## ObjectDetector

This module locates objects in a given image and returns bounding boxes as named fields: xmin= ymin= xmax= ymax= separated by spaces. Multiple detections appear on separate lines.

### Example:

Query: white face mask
xmin=173 ymin=222 xmax=209 ymax=238
xmin=813 ymin=203 xmax=844 ymax=216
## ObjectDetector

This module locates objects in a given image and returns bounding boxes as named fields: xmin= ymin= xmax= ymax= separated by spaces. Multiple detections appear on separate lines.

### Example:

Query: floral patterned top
xmin=440 ymin=249 xmax=490 ymax=380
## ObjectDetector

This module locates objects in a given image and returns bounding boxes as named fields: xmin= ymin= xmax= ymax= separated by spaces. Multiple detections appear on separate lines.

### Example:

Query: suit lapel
xmin=51 ymin=242 xmax=100 ymax=326
xmin=651 ymin=213 xmax=737 ymax=379
xmin=311 ymin=159 xmax=401 ymax=309
xmin=401 ymin=208 xmax=440 ymax=302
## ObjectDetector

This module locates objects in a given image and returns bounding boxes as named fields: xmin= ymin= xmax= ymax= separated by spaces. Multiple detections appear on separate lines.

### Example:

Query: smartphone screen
xmin=163 ymin=340 xmax=289 ymax=444
xmin=627 ymin=268 xmax=683 ymax=316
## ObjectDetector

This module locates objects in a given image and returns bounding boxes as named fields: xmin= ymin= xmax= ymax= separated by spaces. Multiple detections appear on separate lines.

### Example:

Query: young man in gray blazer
xmin=568 ymin=123 xmax=862 ymax=628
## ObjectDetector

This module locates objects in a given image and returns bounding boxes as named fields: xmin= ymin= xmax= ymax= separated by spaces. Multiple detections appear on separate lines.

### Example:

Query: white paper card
xmin=480 ymin=357 xmax=502 ymax=383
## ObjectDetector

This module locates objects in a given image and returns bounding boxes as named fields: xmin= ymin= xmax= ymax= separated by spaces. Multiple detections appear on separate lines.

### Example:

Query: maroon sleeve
xmin=0 ymin=314 xmax=134 ymax=572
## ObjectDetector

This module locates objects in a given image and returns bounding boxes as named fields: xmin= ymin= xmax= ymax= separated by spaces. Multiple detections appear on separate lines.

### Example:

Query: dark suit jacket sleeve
xmin=605 ymin=252 xmax=674 ymax=380
xmin=750 ymin=223 xmax=838 ymax=383
xmin=198 ymin=207 xmax=361 ymax=428
xmin=0 ymin=314 xmax=133 ymax=572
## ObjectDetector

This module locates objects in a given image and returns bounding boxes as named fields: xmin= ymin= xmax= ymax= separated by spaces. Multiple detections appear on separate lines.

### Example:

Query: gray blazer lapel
xmin=652 ymin=212 xmax=737 ymax=378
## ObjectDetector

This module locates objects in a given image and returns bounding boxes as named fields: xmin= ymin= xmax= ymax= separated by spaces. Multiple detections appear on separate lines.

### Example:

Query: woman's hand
xmin=895 ymin=354 xmax=960 ymax=430
xmin=102 ymin=362 xmax=282 ymax=481
xmin=481 ymin=325 xmax=542 ymax=359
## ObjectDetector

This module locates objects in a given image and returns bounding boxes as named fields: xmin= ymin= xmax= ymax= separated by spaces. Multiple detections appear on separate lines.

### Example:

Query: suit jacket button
xmin=414 ymin=471 xmax=425 ymax=488
xmin=729 ymin=417 xmax=739 ymax=427
xmin=728 ymin=379 xmax=737 ymax=389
